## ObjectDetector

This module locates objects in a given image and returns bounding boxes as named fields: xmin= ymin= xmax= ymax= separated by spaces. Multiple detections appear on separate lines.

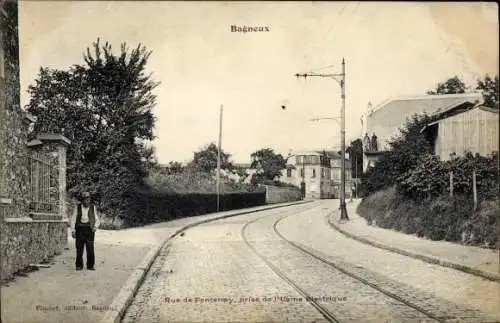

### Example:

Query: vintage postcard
xmin=1 ymin=1 xmax=499 ymax=323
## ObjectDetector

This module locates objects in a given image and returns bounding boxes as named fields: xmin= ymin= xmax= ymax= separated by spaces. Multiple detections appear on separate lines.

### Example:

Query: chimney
xmin=367 ymin=101 xmax=373 ymax=113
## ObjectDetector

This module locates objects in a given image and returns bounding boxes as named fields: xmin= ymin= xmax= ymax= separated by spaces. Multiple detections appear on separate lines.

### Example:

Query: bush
xmin=123 ymin=187 xmax=266 ymax=227
xmin=398 ymin=152 xmax=498 ymax=202
xmin=356 ymin=186 xmax=398 ymax=225
xmin=360 ymin=113 xmax=437 ymax=197
xmin=463 ymin=199 xmax=499 ymax=248
xmin=357 ymin=187 xmax=497 ymax=248
xmin=446 ymin=152 xmax=499 ymax=200
xmin=397 ymin=154 xmax=448 ymax=199
xmin=145 ymin=168 xmax=262 ymax=194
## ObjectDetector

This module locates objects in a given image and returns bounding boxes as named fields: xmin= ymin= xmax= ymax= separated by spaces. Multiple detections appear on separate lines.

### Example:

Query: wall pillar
xmin=27 ymin=133 xmax=71 ymax=220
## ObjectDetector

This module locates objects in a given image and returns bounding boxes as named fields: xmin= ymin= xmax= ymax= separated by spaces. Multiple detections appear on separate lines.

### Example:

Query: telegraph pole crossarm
xmin=295 ymin=59 xmax=349 ymax=220
xmin=310 ymin=117 xmax=341 ymax=124
xmin=295 ymin=73 xmax=344 ymax=86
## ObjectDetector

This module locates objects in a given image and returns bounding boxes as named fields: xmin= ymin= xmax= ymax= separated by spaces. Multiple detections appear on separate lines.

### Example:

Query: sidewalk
xmin=329 ymin=199 xmax=499 ymax=281
xmin=0 ymin=225 xmax=172 ymax=323
xmin=1 ymin=201 xmax=309 ymax=323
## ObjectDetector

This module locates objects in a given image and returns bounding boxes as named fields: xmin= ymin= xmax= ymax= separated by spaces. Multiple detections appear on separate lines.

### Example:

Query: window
xmin=300 ymin=168 xmax=304 ymax=178
xmin=312 ymin=169 xmax=316 ymax=178
xmin=321 ymin=168 xmax=324 ymax=178
xmin=286 ymin=168 xmax=292 ymax=177
xmin=320 ymin=156 xmax=329 ymax=166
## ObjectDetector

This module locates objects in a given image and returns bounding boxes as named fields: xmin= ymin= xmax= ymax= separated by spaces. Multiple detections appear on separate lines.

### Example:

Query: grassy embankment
xmin=357 ymin=186 xmax=498 ymax=249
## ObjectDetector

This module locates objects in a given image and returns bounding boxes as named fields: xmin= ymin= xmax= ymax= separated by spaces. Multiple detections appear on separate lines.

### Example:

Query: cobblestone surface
xmin=246 ymin=207 xmax=439 ymax=323
xmin=123 ymin=203 xmax=328 ymax=323
xmin=123 ymin=200 xmax=499 ymax=323
xmin=276 ymin=201 xmax=499 ymax=322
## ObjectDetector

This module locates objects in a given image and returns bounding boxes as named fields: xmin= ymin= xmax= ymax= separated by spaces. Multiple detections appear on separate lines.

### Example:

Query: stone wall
xmin=264 ymin=185 xmax=303 ymax=204
xmin=1 ymin=0 xmax=26 ymax=218
xmin=0 ymin=1 xmax=70 ymax=280
xmin=0 ymin=220 xmax=68 ymax=279
xmin=0 ymin=134 xmax=71 ymax=280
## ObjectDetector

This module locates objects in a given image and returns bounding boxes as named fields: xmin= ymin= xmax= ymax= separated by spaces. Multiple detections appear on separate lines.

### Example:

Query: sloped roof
xmin=369 ymin=92 xmax=483 ymax=116
xmin=421 ymin=104 xmax=499 ymax=132
xmin=321 ymin=150 xmax=344 ymax=160
xmin=287 ymin=150 xmax=348 ymax=160
xmin=366 ymin=92 xmax=484 ymax=128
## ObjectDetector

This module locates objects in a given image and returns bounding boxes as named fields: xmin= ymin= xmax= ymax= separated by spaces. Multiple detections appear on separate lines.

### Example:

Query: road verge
xmin=327 ymin=210 xmax=500 ymax=282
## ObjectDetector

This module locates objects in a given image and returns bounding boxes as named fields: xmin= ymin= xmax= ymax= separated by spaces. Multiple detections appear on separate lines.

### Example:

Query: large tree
xmin=26 ymin=39 xmax=158 ymax=219
xmin=427 ymin=75 xmax=499 ymax=109
xmin=476 ymin=74 xmax=499 ymax=109
xmin=188 ymin=143 xmax=232 ymax=173
xmin=427 ymin=76 xmax=468 ymax=95
xmin=361 ymin=113 xmax=438 ymax=197
xmin=250 ymin=148 xmax=286 ymax=182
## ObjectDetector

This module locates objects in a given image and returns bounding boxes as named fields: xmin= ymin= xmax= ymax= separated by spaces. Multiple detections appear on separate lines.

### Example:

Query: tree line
xmin=25 ymin=39 xmax=291 ymax=222
xmin=25 ymin=36 xmax=497 ymax=223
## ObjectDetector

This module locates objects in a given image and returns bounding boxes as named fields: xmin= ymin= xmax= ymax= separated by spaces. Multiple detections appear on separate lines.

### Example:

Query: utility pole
xmin=296 ymin=58 xmax=349 ymax=220
xmin=349 ymin=148 xmax=353 ymax=203
xmin=217 ymin=105 xmax=223 ymax=212
xmin=355 ymin=154 xmax=358 ymax=199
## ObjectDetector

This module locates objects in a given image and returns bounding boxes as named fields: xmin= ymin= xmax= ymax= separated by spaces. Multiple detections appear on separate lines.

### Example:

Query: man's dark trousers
xmin=75 ymin=225 xmax=95 ymax=269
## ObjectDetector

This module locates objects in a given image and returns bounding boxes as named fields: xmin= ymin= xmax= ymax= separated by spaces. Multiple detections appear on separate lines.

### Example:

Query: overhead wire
xmin=302 ymin=2 xmax=362 ymax=75
xmin=302 ymin=3 xmax=350 ymax=70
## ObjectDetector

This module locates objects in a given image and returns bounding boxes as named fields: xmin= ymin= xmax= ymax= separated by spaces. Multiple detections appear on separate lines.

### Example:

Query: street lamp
xmin=296 ymin=58 xmax=349 ymax=220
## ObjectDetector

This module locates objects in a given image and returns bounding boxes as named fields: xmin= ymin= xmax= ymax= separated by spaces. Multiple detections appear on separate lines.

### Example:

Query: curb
xmin=99 ymin=200 xmax=312 ymax=323
xmin=327 ymin=211 xmax=500 ymax=282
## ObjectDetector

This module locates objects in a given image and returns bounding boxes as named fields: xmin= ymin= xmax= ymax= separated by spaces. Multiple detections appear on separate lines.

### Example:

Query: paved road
xmin=123 ymin=201 xmax=498 ymax=323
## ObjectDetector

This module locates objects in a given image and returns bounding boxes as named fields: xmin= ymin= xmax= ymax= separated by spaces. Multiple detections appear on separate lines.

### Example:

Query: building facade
xmin=0 ymin=0 xmax=70 ymax=280
xmin=362 ymin=92 xmax=484 ymax=169
xmin=281 ymin=150 xmax=352 ymax=199
xmin=422 ymin=105 xmax=499 ymax=160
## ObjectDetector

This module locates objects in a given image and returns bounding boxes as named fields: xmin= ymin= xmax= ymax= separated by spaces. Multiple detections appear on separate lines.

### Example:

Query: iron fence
xmin=29 ymin=151 xmax=58 ymax=214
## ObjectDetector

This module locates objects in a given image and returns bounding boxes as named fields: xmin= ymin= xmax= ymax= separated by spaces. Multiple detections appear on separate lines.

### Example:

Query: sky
xmin=18 ymin=1 xmax=499 ymax=164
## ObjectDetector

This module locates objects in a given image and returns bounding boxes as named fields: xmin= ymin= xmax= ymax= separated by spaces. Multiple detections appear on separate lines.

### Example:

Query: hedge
xmin=397 ymin=152 xmax=499 ymax=201
xmin=357 ymin=186 xmax=498 ymax=248
xmin=124 ymin=189 xmax=266 ymax=226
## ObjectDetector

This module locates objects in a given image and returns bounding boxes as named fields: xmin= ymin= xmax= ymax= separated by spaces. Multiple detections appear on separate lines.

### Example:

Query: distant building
xmin=362 ymin=92 xmax=484 ymax=169
xmin=421 ymin=104 xmax=499 ymax=160
xmin=232 ymin=163 xmax=258 ymax=184
xmin=280 ymin=150 xmax=352 ymax=199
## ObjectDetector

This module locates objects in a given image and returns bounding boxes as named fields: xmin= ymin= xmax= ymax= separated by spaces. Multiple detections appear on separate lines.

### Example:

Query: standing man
xmin=70 ymin=192 xmax=101 ymax=271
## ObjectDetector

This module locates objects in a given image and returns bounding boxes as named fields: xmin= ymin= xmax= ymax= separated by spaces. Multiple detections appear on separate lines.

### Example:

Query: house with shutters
xmin=280 ymin=150 xmax=352 ymax=199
